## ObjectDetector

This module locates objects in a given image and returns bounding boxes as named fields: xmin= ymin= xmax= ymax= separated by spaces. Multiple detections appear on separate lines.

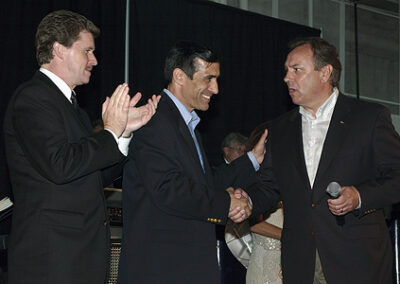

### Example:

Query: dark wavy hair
xmin=164 ymin=41 xmax=219 ymax=85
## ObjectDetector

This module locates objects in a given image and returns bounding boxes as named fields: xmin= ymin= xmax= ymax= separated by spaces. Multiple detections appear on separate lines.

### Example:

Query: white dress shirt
xmin=300 ymin=88 xmax=339 ymax=187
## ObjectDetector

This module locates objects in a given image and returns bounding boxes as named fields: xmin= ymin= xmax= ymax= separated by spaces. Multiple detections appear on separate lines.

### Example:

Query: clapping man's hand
xmin=122 ymin=93 xmax=161 ymax=137
xmin=102 ymin=83 xmax=161 ymax=138
xmin=102 ymin=83 xmax=131 ymax=138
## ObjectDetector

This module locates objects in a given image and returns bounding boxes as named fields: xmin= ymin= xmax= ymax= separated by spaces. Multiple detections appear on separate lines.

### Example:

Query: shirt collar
xmin=40 ymin=67 xmax=73 ymax=102
xmin=299 ymin=87 xmax=339 ymax=120
xmin=164 ymin=88 xmax=200 ymax=129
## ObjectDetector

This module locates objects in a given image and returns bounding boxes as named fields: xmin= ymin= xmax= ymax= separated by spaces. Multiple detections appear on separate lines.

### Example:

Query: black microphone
xmin=326 ymin=182 xmax=344 ymax=226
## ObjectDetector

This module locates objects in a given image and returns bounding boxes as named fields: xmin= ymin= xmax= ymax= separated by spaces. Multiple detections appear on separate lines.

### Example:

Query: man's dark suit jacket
xmin=118 ymin=93 xmax=256 ymax=284
xmin=3 ymin=71 xmax=125 ymax=284
xmin=247 ymin=93 xmax=400 ymax=284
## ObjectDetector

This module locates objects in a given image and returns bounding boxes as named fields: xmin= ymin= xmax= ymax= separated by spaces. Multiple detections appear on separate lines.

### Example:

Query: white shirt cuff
xmin=104 ymin=129 xmax=132 ymax=156
xmin=356 ymin=192 xmax=362 ymax=209
xmin=118 ymin=135 xmax=132 ymax=156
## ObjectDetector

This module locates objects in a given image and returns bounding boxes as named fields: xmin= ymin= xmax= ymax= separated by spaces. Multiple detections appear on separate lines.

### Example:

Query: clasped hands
xmin=227 ymin=187 xmax=252 ymax=223
xmin=224 ymin=130 xmax=268 ymax=223
xmin=102 ymin=83 xmax=161 ymax=138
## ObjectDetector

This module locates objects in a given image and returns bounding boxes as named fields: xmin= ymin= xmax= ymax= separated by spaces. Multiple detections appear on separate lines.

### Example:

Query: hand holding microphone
xmin=326 ymin=182 xmax=361 ymax=226
xmin=326 ymin=182 xmax=345 ymax=226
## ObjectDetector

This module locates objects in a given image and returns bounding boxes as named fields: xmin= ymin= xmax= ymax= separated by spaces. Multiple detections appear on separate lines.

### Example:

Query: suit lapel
xmin=287 ymin=110 xmax=312 ymax=190
xmin=313 ymin=94 xmax=351 ymax=195
xmin=36 ymin=71 xmax=92 ymax=135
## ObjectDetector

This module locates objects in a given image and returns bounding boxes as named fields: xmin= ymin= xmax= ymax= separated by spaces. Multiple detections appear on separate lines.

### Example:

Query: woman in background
xmin=245 ymin=121 xmax=283 ymax=284
xmin=246 ymin=203 xmax=283 ymax=284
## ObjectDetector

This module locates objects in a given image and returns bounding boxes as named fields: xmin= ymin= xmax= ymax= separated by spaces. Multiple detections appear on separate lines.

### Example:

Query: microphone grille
xmin=327 ymin=182 xmax=340 ymax=198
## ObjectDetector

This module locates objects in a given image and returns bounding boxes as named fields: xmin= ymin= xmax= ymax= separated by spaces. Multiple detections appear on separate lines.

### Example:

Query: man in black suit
xmin=3 ymin=10 xmax=158 ymax=284
xmin=242 ymin=37 xmax=400 ymax=283
xmin=118 ymin=41 xmax=267 ymax=284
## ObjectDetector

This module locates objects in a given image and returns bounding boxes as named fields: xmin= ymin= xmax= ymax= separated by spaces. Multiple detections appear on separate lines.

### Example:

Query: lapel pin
xmin=339 ymin=121 xmax=345 ymax=124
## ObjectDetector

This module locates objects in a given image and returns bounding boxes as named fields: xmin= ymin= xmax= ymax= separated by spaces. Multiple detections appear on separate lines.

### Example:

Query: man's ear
xmin=320 ymin=64 xmax=333 ymax=83
xmin=53 ymin=41 xmax=66 ymax=60
xmin=172 ymin=68 xmax=186 ymax=86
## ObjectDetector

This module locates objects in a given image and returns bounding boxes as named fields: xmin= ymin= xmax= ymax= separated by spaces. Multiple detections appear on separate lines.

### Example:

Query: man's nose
xmin=283 ymin=71 xmax=290 ymax=83
xmin=89 ymin=53 xmax=98 ymax=66
xmin=209 ymin=79 xmax=219 ymax=94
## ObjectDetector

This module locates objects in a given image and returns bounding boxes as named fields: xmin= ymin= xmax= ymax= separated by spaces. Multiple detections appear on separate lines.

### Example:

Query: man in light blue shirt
xmin=119 ymin=41 xmax=267 ymax=284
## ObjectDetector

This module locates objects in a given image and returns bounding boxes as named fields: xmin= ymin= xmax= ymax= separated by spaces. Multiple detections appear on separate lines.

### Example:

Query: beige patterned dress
xmin=246 ymin=208 xmax=284 ymax=284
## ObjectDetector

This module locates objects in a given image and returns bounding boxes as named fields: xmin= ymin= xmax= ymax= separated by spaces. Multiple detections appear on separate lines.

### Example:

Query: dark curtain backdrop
xmin=0 ymin=0 xmax=319 ymax=278
xmin=130 ymin=0 xmax=320 ymax=166
xmin=0 ymin=0 xmax=126 ymax=197
xmin=0 ymin=0 xmax=319 ymax=198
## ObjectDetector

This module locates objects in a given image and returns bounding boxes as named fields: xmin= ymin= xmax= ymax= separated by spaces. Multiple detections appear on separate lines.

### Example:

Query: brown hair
xmin=35 ymin=10 xmax=100 ymax=66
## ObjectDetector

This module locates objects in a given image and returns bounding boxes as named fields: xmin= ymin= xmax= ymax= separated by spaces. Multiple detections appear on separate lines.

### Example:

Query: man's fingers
xmin=230 ymin=210 xmax=246 ymax=223
xmin=149 ymin=95 xmax=159 ymax=108
xmin=120 ymin=85 xmax=130 ymax=110
xmin=251 ymin=129 xmax=269 ymax=164
xmin=253 ymin=129 xmax=268 ymax=152
xmin=109 ymin=84 xmax=125 ymax=107
xmin=112 ymin=83 xmax=129 ymax=109
xmin=129 ymin=92 xmax=142 ymax=108
xmin=259 ymin=129 xmax=268 ymax=144
xmin=102 ymin=97 xmax=110 ymax=116
xmin=146 ymin=98 xmax=156 ymax=116
xmin=102 ymin=83 xmax=131 ymax=137
xmin=228 ymin=206 xmax=241 ymax=218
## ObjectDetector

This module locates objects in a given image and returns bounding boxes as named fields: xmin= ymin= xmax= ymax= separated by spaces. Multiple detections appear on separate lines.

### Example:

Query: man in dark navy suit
xmin=119 ymin=41 xmax=267 ymax=284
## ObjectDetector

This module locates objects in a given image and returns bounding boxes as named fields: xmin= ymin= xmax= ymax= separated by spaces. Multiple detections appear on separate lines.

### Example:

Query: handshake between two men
xmin=227 ymin=187 xmax=253 ymax=223
xmin=226 ymin=129 xmax=268 ymax=223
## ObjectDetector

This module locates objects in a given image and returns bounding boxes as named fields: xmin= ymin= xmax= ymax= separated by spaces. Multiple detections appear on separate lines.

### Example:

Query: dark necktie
xmin=71 ymin=90 xmax=78 ymax=109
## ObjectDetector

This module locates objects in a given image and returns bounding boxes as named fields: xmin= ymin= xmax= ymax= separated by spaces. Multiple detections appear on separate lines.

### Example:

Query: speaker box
xmin=108 ymin=238 xmax=122 ymax=284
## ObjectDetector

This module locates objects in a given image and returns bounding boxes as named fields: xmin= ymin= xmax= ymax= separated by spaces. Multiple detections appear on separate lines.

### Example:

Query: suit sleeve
xmin=356 ymin=107 xmax=400 ymax=211
xmin=10 ymin=86 xmax=124 ymax=185
xmin=212 ymin=155 xmax=258 ymax=190
xmin=126 ymin=114 xmax=232 ymax=223
xmin=246 ymin=136 xmax=281 ymax=216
